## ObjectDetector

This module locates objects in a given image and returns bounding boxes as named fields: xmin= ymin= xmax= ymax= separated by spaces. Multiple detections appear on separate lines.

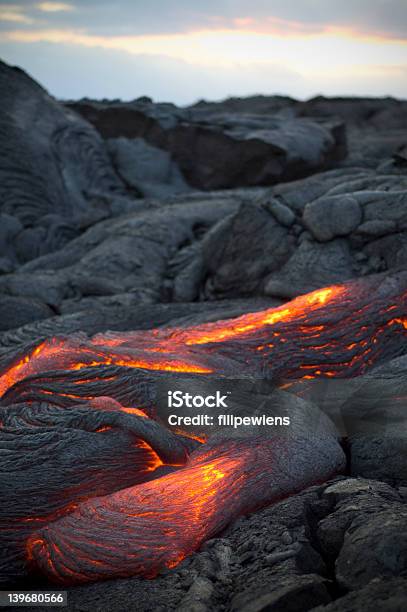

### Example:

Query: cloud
xmin=36 ymin=2 xmax=74 ymax=11
xmin=3 ymin=25 xmax=406 ymax=72
xmin=0 ymin=41 xmax=305 ymax=103
xmin=0 ymin=4 xmax=35 ymax=24
xmin=7 ymin=0 xmax=407 ymax=41
xmin=0 ymin=39 xmax=406 ymax=104
xmin=1 ymin=1 xmax=406 ymax=102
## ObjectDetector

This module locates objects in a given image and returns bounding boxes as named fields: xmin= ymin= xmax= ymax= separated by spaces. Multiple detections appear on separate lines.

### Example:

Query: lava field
xmin=0 ymin=59 xmax=407 ymax=611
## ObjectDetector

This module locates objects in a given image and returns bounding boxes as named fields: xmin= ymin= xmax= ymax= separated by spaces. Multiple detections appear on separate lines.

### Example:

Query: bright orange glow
xmin=178 ymin=286 xmax=343 ymax=345
xmin=306 ymin=287 xmax=333 ymax=305
xmin=136 ymin=440 xmax=164 ymax=472
xmin=27 ymin=453 xmax=245 ymax=581
xmin=27 ymin=538 xmax=46 ymax=563
xmin=0 ymin=282 xmax=405 ymax=399
xmin=0 ymin=287 xmax=341 ymax=394
xmin=0 ymin=340 xmax=48 ymax=395
xmin=13 ymin=278 xmax=406 ymax=585
xmin=121 ymin=407 xmax=147 ymax=417
xmin=69 ymin=357 xmax=211 ymax=374
xmin=112 ymin=358 xmax=212 ymax=373
xmin=173 ymin=429 xmax=207 ymax=444
xmin=0 ymin=338 xmax=212 ymax=397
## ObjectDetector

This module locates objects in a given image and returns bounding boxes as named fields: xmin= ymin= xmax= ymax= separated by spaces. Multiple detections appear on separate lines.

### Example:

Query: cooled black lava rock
xmin=18 ymin=477 xmax=404 ymax=611
xmin=0 ymin=60 xmax=128 ymax=265
xmin=0 ymin=295 xmax=53 ymax=331
xmin=67 ymin=98 xmax=346 ymax=190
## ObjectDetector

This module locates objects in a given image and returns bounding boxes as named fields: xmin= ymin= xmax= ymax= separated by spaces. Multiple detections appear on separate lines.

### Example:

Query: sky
xmin=0 ymin=1 xmax=406 ymax=104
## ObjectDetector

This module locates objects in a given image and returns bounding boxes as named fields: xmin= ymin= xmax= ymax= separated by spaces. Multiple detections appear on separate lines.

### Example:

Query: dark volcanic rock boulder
xmin=264 ymin=238 xmax=356 ymax=298
xmin=197 ymin=200 xmax=296 ymax=299
xmin=313 ymin=478 xmax=407 ymax=596
xmin=0 ymin=213 xmax=23 ymax=265
xmin=341 ymin=355 xmax=407 ymax=484
xmin=312 ymin=578 xmax=407 ymax=612
xmin=167 ymin=168 xmax=407 ymax=301
xmin=0 ymin=295 xmax=53 ymax=331
xmin=364 ymin=231 xmax=407 ymax=270
xmin=297 ymin=95 xmax=407 ymax=166
xmin=0 ymin=190 xmax=276 ymax=331
xmin=68 ymin=98 xmax=346 ymax=190
xmin=168 ymin=113 xmax=346 ymax=190
xmin=107 ymin=136 xmax=191 ymax=198
xmin=1 ymin=161 xmax=405 ymax=331
xmin=0 ymin=271 xmax=70 ymax=308
xmin=15 ymin=193 xmax=240 ymax=305
xmin=335 ymin=509 xmax=407 ymax=590
xmin=316 ymin=478 xmax=404 ymax=559
xmin=303 ymin=194 xmax=362 ymax=241
xmin=0 ymin=60 xmax=128 ymax=264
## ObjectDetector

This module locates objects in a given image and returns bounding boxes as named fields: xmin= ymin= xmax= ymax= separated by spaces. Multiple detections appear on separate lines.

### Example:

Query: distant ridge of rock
xmin=66 ymin=98 xmax=346 ymax=190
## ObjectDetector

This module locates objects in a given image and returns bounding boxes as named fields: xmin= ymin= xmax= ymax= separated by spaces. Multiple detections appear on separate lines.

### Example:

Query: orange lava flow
xmin=0 ymin=281 xmax=406 ymax=399
xmin=90 ymin=286 xmax=345 ymax=349
xmin=176 ymin=286 xmax=343 ymax=345
xmin=3 ymin=277 xmax=404 ymax=586
xmin=26 ymin=431 xmax=346 ymax=584
xmin=0 ymin=341 xmax=49 ymax=398
xmin=121 ymin=407 xmax=148 ymax=417
xmin=0 ymin=338 xmax=212 ymax=398
xmin=136 ymin=440 xmax=165 ymax=472
xmin=0 ymin=285 xmax=344 ymax=396
xmin=173 ymin=429 xmax=208 ymax=444
xmin=27 ymin=452 xmax=246 ymax=582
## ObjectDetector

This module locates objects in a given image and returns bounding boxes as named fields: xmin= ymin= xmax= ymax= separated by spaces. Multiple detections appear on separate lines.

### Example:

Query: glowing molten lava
xmin=0 ymin=338 xmax=212 ymax=398
xmin=0 ymin=277 xmax=406 ymax=401
xmin=27 ymin=434 xmax=345 ymax=584
xmin=0 ymin=273 xmax=406 ymax=585
xmin=177 ymin=286 xmax=343 ymax=345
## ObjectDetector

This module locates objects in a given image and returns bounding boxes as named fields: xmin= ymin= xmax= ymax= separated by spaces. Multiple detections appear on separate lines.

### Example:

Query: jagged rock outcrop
xmin=67 ymin=98 xmax=346 ymax=190
xmin=0 ymin=60 xmax=131 ymax=265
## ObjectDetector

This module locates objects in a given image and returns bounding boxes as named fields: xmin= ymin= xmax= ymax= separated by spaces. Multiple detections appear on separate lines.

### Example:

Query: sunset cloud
xmin=2 ymin=1 xmax=406 ymax=41
xmin=0 ymin=4 xmax=34 ymax=24
xmin=36 ymin=2 xmax=74 ymax=12
xmin=4 ymin=25 xmax=406 ymax=69
xmin=0 ymin=1 xmax=406 ymax=103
